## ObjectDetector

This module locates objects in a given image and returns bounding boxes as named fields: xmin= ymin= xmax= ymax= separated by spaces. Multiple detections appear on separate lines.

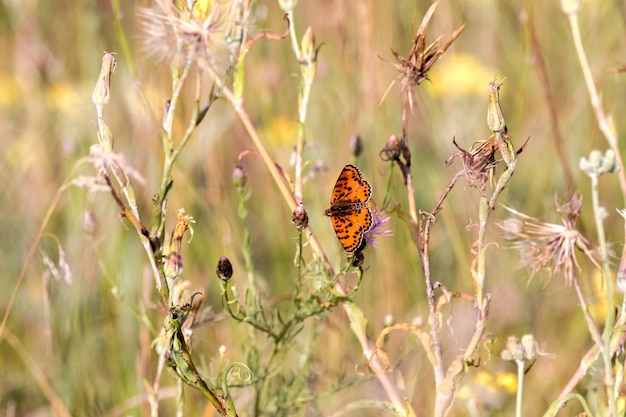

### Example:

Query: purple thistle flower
xmin=364 ymin=210 xmax=393 ymax=248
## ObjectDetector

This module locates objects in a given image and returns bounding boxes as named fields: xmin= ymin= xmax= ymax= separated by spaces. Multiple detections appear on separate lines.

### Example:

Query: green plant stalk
xmin=237 ymin=186 xmax=258 ymax=300
xmin=152 ymin=58 xmax=194 ymax=237
xmin=589 ymin=174 xmax=618 ymax=417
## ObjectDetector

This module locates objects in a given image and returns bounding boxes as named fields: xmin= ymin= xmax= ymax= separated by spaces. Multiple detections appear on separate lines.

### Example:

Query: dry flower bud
xmin=92 ymin=52 xmax=116 ymax=108
xmin=216 ymin=256 xmax=233 ymax=281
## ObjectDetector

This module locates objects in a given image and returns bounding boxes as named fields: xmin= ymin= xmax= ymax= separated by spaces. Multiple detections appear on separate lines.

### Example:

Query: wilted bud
xmin=232 ymin=164 xmax=247 ymax=189
xmin=349 ymin=133 xmax=363 ymax=157
xmin=487 ymin=79 xmax=506 ymax=133
xmin=92 ymin=52 xmax=116 ymax=108
xmin=291 ymin=203 xmax=309 ymax=231
xmin=216 ymin=256 xmax=233 ymax=282
xmin=165 ymin=209 xmax=195 ymax=280
xmin=380 ymin=134 xmax=402 ymax=162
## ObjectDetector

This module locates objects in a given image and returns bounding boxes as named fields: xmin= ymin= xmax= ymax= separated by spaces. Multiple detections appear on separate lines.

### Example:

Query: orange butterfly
xmin=324 ymin=164 xmax=373 ymax=252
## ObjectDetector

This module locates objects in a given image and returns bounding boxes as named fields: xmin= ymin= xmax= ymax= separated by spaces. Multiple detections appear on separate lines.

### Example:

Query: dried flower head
xmin=498 ymin=194 xmax=598 ymax=286
xmin=165 ymin=209 xmax=196 ymax=280
xmin=138 ymin=0 xmax=233 ymax=69
xmin=388 ymin=3 xmax=464 ymax=107
xmin=447 ymin=136 xmax=499 ymax=191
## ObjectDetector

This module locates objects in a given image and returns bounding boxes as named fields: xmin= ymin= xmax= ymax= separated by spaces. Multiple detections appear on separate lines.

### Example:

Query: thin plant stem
xmin=566 ymin=10 xmax=626 ymax=203
xmin=527 ymin=12 xmax=575 ymax=193
xmin=589 ymin=174 xmax=618 ymax=417
xmin=515 ymin=359 xmax=525 ymax=417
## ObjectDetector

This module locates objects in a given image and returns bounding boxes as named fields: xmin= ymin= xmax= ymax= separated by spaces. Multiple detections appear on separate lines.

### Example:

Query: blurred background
xmin=1 ymin=0 xmax=626 ymax=415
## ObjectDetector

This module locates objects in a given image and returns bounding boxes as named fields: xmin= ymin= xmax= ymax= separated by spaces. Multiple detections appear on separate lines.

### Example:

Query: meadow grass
xmin=2 ymin=0 xmax=626 ymax=416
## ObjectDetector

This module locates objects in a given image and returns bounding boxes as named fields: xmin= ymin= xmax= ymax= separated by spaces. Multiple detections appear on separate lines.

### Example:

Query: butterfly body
xmin=324 ymin=164 xmax=373 ymax=252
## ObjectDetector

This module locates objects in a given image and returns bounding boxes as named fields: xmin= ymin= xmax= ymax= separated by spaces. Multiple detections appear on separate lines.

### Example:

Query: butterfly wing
xmin=329 ymin=213 xmax=360 ymax=252
xmin=329 ymin=164 xmax=372 ymax=205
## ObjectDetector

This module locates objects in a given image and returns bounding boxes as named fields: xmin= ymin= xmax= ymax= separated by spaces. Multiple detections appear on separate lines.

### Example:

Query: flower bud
xmin=92 ymin=52 xmax=116 ymax=108
xmin=216 ymin=256 xmax=233 ymax=282
xmin=301 ymin=27 xmax=317 ymax=65
xmin=232 ymin=164 xmax=247 ymax=189
xmin=487 ymin=79 xmax=506 ymax=133
xmin=580 ymin=149 xmax=619 ymax=178
xmin=349 ymin=133 xmax=363 ymax=157
xmin=291 ymin=203 xmax=309 ymax=231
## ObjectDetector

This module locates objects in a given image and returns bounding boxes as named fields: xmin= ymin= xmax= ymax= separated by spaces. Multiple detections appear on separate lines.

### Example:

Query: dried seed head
xmin=216 ymin=256 xmax=233 ymax=281
xmin=498 ymin=195 xmax=598 ymax=286
xmin=138 ymin=0 xmax=230 ymax=71
xmin=389 ymin=2 xmax=464 ymax=104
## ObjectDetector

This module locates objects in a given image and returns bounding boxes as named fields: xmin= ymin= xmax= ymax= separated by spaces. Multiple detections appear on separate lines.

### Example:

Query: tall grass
xmin=2 ymin=0 xmax=626 ymax=416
